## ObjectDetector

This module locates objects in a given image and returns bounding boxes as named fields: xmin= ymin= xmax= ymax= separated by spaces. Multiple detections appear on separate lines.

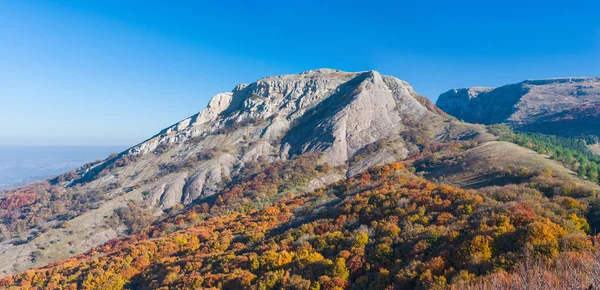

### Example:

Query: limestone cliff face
xmin=0 ymin=69 xmax=473 ymax=276
xmin=66 ymin=69 xmax=469 ymax=213
xmin=437 ymin=77 xmax=600 ymax=136
xmin=132 ymin=70 xmax=431 ymax=157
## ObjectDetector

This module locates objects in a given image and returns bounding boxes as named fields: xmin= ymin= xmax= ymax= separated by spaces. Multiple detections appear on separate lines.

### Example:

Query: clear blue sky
xmin=1 ymin=1 xmax=599 ymax=146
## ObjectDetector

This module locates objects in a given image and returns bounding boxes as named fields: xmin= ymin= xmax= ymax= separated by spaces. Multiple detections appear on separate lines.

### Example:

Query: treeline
xmin=489 ymin=125 xmax=600 ymax=183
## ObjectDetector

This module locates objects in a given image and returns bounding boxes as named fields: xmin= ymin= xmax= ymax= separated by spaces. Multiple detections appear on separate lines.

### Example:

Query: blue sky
xmin=1 ymin=0 xmax=599 ymax=146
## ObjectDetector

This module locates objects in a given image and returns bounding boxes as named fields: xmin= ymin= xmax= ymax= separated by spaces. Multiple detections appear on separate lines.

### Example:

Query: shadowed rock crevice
xmin=280 ymin=72 xmax=372 ymax=158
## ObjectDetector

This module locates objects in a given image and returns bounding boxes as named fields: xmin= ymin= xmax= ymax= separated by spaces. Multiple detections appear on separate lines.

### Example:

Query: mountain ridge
xmin=436 ymin=77 xmax=600 ymax=136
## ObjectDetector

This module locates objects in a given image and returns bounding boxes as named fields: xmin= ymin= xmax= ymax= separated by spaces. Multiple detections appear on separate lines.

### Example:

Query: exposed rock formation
xmin=115 ymin=68 xmax=458 ymax=209
xmin=437 ymin=77 xmax=600 ymax=136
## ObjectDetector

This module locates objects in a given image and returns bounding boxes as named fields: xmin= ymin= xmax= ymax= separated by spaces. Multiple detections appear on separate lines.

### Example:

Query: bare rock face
xmin=122 ymin=69 xmax=451 ymax=189
xmin=437 ymin=77 xmax=600 ymax=136
xmin=181 ymin=153 xmax=236 ymax=204
xmin=63 ymin=68 xmax=464 ymax=216
xmin=51 ymin=67 xmax=465 ymax=216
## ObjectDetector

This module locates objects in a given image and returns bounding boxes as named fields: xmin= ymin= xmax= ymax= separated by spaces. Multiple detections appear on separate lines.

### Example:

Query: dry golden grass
xmin=426 ymin=141 xmax=599 ymax=190
xmin=589 ymin=143 xmax=600 ymax=156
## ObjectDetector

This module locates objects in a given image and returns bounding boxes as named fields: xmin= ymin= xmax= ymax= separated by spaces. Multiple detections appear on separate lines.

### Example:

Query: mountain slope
xmin=0 ymin=69 xmax=474 ymax=276
xmin=436 ymin=77 xmax=600 ymax=136
xmin=2 ymin=162 xmax=597 ymax=289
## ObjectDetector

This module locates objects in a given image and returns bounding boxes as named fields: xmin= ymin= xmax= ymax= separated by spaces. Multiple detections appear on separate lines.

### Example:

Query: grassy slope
xmin=590 ymin=144 xmax=600 ymax=156
xmin=420 ymin=140 xmax=599 ymax=191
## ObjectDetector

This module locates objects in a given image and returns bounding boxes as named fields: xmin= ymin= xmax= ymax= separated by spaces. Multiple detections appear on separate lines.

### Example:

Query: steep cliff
xmin=437 ymin=77 xmax=600 ymax=136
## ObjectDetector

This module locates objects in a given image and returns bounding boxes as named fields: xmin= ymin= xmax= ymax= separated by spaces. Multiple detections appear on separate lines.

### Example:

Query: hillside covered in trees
xmin=2 ymin=158 xmax=600 ymax=289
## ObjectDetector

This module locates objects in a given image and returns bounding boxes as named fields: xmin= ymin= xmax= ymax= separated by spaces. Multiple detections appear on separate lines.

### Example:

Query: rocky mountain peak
xmin=128 ymin=69 xmax=434 ymax=157
xmin=90 ymin=68 xmax=460 ymax=209
xmin=300 ymin=68 xmax=345 ymax=74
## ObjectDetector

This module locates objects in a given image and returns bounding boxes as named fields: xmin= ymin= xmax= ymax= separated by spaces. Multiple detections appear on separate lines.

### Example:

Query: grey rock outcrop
xmin=437 ymin=77 xmax=600 ymax=136
xmin=121 ymin=70 xmax=460 ymax=203
xmin=70 ymin=68 xmax=468 ymax=214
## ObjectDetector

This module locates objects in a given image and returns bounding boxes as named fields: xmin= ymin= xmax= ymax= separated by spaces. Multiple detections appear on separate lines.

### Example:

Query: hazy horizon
xmin=0 ymin=145 xmax=125 ymax=189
